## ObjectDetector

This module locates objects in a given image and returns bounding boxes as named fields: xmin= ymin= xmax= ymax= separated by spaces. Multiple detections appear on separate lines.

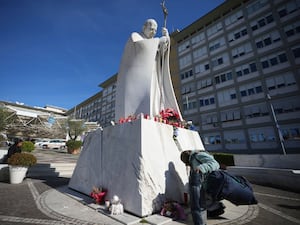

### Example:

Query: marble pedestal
xmin=69 ymin=118 xmax=204 ymax=217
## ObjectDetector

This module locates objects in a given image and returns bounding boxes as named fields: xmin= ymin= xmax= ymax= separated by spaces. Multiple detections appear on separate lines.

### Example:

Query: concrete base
xmin=227 ymin=166 xmax=300 ymax=193
xmin=234 ymin=154 xmax=300 ymax=169
xmin=69 ymin=118 xmax=204 ymax=217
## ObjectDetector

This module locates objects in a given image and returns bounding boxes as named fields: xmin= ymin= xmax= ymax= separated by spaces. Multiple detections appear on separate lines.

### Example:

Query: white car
xmin=41 ymin=139 xmax=66 ymax=149
xmin=34 ymin=139 xmax=50 ymax=148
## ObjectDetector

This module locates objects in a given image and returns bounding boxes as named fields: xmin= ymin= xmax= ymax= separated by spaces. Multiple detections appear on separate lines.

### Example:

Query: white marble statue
xmin=69 ymin=15 xmax=206 ymax=218
xmin=115 ymin=19 xmax=182 ymax=121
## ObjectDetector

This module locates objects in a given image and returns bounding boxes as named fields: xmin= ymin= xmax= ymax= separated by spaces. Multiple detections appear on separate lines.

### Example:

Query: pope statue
xmin=115 ymin=19 xmax=182 ymax=121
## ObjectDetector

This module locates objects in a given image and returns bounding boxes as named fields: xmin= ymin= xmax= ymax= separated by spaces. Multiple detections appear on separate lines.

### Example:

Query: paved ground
xmin=244 ymin=184 xmax=300 ymax=225
xmin=0 ymin=149 xmax=259 ymax=225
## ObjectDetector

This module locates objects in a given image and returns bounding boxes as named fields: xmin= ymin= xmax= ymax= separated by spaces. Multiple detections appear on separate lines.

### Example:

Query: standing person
xmin=180 ymin=150 xmax=220 ymax=225
xmin=115 ymin=18 xmax=182 ymax=122
xmin=3 ymin=138 xmax=23 ymax=163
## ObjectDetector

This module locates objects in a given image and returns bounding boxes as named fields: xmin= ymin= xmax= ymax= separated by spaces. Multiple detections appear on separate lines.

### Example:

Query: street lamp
xmin=267 ymin=94 xmax=286 ymax=155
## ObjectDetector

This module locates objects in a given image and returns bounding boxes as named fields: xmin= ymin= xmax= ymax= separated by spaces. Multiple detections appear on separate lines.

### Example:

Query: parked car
xmin=34 ymin=139 xmax=50 ymax=148
xmin=41 ymin=139 xmax=66 ymax=149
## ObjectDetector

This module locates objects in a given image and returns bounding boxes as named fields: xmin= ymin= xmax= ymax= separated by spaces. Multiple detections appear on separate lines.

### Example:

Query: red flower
xmin=160 ymin=108 xmax=180 ymax=121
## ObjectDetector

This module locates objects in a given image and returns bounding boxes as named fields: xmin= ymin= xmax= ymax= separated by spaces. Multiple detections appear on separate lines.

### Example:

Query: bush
xmin=21 ymin=141 xmax=35 ymax=152
xmin=212 ymin=152 xmax=235 ymax=168
xmin=8 ymin=152 xmax=37 ymax=167
xmin=66 ymin=140 xmax=82 ymax=150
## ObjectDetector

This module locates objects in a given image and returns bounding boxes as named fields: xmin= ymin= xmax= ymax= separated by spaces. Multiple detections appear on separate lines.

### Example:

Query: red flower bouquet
xmin=160 ymin=108 xmax=181 ymax=126
xmin=90 ymin=186 xmax=107 ymax=204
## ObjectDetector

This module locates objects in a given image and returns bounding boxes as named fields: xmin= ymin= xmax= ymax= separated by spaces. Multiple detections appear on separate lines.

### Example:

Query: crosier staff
xmin=159 ymin=0 xmax=169 ymax=111
xmin=161 ymin=0 xmax=168 ymax=28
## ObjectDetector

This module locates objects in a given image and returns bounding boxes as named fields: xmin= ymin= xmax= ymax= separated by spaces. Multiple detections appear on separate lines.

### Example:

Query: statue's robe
xmin=115 ymin=32 xmax=182 ymax=121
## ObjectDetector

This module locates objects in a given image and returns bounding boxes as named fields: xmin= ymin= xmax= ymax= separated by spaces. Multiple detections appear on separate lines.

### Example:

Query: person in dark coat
xmin=2 ymin=138 xmax=23 ymax=163
xmin=181 ymin=150 xmax=223 ymax=225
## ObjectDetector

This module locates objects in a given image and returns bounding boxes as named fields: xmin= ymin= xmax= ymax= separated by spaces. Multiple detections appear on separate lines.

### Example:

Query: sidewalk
xmin=40 ymin=184 xmax=258 ymax=225
xmin=0 ymin=149 xmax=259 ymax=225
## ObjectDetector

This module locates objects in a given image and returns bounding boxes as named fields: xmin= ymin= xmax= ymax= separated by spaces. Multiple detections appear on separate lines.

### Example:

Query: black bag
xmin=206 ymin=170 xmax=257 ymax=206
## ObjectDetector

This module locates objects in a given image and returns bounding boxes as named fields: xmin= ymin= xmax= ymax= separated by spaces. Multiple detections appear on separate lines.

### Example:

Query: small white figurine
xmin=109 ymin=195 xmax=124 ymax=215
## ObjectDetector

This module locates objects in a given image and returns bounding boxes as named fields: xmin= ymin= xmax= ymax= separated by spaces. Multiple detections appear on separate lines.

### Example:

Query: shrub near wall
xmin=8 ymin=152 xmax=37 ymax=167
xmin=66 ymin=140 xmax=82 ymax=154
xmin=21 ymin=141 xmax=35 ymax=152
xmin=212 ymin=152 xmax=235 ymax=169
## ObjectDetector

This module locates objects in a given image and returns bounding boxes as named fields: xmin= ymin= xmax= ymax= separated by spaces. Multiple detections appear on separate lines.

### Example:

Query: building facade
xmin=170 ymin=0 xmax=300 ymax=154
xmin=0 ymin=101 xmax=68 ymax=140
xmin=67 ymin=74 xmax=117 ymax=128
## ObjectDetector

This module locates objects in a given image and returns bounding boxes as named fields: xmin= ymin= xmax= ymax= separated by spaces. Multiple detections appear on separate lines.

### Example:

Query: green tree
xmin=66 ymin=119 xmax=86 ymax=140
xmin=0 ymin=107 xmax=9 ymax=142
xmin=0 ymin=107 xmax=8 ymax=132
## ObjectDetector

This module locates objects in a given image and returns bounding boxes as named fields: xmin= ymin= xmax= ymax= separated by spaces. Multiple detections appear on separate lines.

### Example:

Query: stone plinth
xmin=69 ymin=118 xmax=204 ymax=217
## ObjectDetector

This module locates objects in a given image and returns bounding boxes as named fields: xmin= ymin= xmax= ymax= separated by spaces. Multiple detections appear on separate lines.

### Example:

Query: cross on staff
xmin=161 ymin=0 xmax=168 ymax=28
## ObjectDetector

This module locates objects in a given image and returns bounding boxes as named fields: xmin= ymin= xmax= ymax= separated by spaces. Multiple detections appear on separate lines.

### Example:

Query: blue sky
xmin=0 ymin=0 xmax=224 ymax=110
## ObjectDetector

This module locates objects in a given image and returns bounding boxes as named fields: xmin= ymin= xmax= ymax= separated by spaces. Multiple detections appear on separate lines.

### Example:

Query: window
xmin=282 ymin=127 xmax=300 ymax=140
xmin=251 ymin=13 xmax=274 ymax=31
xmin=274 ymin=98 xmax=300 ymax=115
xmin=278 ymin=53 xmax=287 ymax=62
xmin=209 ymin=37 xmax=225 ymax=52
xmin=191 ymin=32 xmax=205 ymax=45
xmin=228 ymin=27 xmax=248 ymax=42
xmin=261 ymin=60 xmax=269 ymax=68
xmin=199 ymin=96 xmax=215 ymax=107
xmin=183 ymin=99 xmax=197 ymax=110
xmin=212 ymin=56 xmax=223 ymax=67
xmin=292 ymin=46 xmax=300 ymax=58
xmin=180 ymin=69 xmax=193 ymax=80
xmin=195 ymin=61 xmax=210 ymax=74
xmin=211 ymin=53 xmax=229 ymax=68
xmin=247 ymin=0 xmax=268 ymax=16
xmin=236 ymin=62 xmax=257 ymax=78
xmin=179 ymin=54 xmax=192 ymax=69
xmin=255 ymin=30 xmax=281 ymax=50
xmin=232 ymin=42 xmax=252 ymax=59
xmin=248 ymin=88 xmax=255 ymax=95
xmin=215 ymin=71 xmax=233 ymax=84
xmin=266 ymin=73 xmax=296 ymax=91
xmin=181 ymin=83 xmax=195 ymax=95
xmin=205 ymin=64 xmax=210 ymax=70
xmin=201 ymin=113 xmax=218 ymax=125
xmin=204 ymin=135 xmax=221 ymax=145
xmin=193 ymin=46 xmax=207 ymax=60
xmin=239 ymin=82 xmax=263 ymax=98
xmin=270 ymin=57 xmax=278 ymax=66
xmin=261 ymin=52 xmax=288 ymax=69
xmin=197 ymin=78 xmax=212 ymax=89
xmin=249 ymin=127 xmax=276 ymax=143
xmin=284 ymin=21 xmax=300 ymax=38
xmin=277 ymin=0 xmax=300 ymax=18
xmin=206 ymin=22 xmax=222 ymax=37
xmin=255 ymin=86 xmax=263 ymax=93
xmin=221 ymin=109 xmax=241 ymax=122
xmin=225 ymin=10 xmax=243 ymax=26
xmin=217 ymin=88 xmax=237 ymax=104
xmin=178 ymin=40 xmax=190 ymax=53
xmin=224 ymin=130 xmax=245 ymax=144
xmin=244 ymin=104 xmax=269 ymax=118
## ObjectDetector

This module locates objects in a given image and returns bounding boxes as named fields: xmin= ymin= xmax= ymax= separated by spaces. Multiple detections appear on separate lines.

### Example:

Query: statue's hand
xmin=162 ymin=27 xmax=169 ymax=37
xmin=159 ymin=36 xmax=169 ymax=53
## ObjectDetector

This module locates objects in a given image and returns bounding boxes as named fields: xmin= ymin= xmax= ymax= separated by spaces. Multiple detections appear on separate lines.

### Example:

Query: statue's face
xmin=143 ymin=21 xmax=157 ymax=39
